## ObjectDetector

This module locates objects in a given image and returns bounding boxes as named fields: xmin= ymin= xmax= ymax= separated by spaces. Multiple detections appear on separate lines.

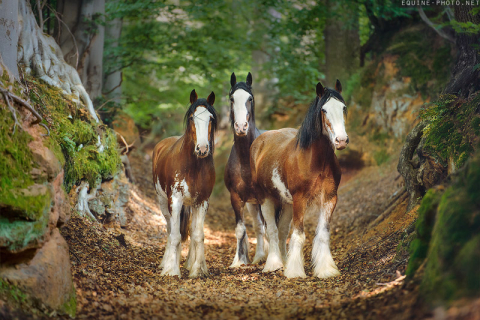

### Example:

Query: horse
xmin=250 ymin=80 xmax=348 ymax=278
xmin=152 ymin=89 xmax=217 ymax=278
xmin=224 ymin=72 xmax=268 ymax=267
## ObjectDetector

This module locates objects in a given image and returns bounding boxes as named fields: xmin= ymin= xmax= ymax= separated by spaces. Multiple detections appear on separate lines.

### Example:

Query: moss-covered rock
xmin=407 ymin=144 xmax=480 ymax=304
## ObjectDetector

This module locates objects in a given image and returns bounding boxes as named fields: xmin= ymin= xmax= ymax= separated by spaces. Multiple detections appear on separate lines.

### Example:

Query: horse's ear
xmin=230 ymin=73 xmax=236 ymax=88
xmin=335 ymin=79 xmax=342 ymax=93
xmin=246 ymin=72 xmax=253 ymax=86
xmin=190 ymin=89 xmax=198 ymax=104
xmin=207 ymin=91 xmax=215 ymax=106
xmin=316 ymin=82 xmax=325 ymax=97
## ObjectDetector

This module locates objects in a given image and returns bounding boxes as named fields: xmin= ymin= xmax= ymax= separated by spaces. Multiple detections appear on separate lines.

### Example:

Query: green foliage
xmin=0 ymin=279 xmax=28 ymax=305
xmin=420 ymin=94 xmax=480 ymax=168
xmin=386 ymin=26 xmax=453 ymax=98
xmin=27 ymin=78 xmax=122 ymax=192
xmin=419 ymin=148 xmax=480 ymax=303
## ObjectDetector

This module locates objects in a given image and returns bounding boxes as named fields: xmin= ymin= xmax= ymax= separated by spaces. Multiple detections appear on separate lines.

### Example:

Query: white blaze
xmin=232 ymin=89 xmax=251 ymax=127
xmin=193 ymin=106 xmax=213 ymax=149
xmin=322 ymin=98 xmax=348 ymax=144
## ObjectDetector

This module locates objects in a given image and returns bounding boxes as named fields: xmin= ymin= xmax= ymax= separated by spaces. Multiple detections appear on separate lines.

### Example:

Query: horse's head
xmin=229 ymin=72 xmax=254 ymax=137
xmin=317 ymin=80 xmax=349 ymax=150
xmin=185 ymin=89 xmax=217 ymax=158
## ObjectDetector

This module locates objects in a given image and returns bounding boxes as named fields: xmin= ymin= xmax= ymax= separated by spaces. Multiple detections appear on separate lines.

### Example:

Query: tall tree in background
xmin=56 ymin=0 xmax=106 ymax=99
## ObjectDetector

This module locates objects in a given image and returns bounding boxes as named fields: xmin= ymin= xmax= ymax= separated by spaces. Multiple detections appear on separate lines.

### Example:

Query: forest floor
xmin=58 ymin=151 xmax=479 ymax=320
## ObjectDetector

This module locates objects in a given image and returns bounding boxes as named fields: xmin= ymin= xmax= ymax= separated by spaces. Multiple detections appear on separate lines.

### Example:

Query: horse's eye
xmin=322 ymin=109 xmax=327 ymax=113
xmin=343 ymin=106 xmax=346 ymax=112
xmin=230 ymin=98 xmax=234 ymax=103
xmin=248 ymin=97 xmax=253 ymax=102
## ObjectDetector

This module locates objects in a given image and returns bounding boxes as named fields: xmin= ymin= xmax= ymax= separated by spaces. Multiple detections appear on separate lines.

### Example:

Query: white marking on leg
xmin=262 ymin=199 xmax=284 ymax=272
xmin=271 ymin=168 xmax=293 ymax=203
xmin=230 ymin=220 xmax=249 ymax=268
xmin=278 ymin=204 xmax=293 ymax=263
xmin=284 ymin=228 xmax=306 ymax=278
xmin=185 ymin=210 xmax=197 ymax=271
xmin=156 ymin=181 xmax=170 ymax=269
xmin=189 ymin=201 xmax=209 ymax=278
xmin=312 ymin=201 xmax=340 ymax=278
xmin=161 ymin=193 xmax=182 ymax=277
xmin=247 ymin=203 xmax=267 ymax=264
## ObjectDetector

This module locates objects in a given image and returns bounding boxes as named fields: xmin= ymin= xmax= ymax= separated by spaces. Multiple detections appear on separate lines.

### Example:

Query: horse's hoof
xmin=284 ymin=268 xmax=307 ymax=279
xmin=262 ymin=256 xmax=283 ymax=272
xmin=251 ymin=254 xmax=266 ymax=265
xmin=229 ymin=257 xmax=249 ymax=268
xmin=313 ymin=266 xmax=340 ymax=278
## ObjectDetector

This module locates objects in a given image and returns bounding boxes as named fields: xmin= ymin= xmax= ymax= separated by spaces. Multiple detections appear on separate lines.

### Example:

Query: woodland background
xmin=0 ymin=0 xmax=479 ymax=319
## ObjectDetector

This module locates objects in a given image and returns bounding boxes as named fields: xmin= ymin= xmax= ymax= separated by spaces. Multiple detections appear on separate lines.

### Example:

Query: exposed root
xmin=18 ymin=0 xmax=99 ymax=123
xmin=39 ymin=123 xmax=50 ymax=136
xmin=76 ymin=181 xmax=98 ymax=221
xmin=1 ymin=90 xmax=22 ymax=134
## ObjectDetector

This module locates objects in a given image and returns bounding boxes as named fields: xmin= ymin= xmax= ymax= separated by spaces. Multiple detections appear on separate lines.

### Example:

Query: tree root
xmin=0 ymin=82 xmax=47 ymax=135
xmin=76 ymin=181 xmax=98 ymax=222
xmin=1 ymin=91 xmax=22 ymax=134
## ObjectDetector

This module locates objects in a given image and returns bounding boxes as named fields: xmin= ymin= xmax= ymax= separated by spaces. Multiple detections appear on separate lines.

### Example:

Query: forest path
xmin=61 ymin=152 xmax=423 ymax=320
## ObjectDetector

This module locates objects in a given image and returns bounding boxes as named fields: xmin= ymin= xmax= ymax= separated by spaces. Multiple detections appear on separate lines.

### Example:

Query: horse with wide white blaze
xmin=152 ymin=90 xmax=217 ymax=278
xmin=224 ymin=72 xmax=268 ymax=267
xmin=250 ymin=80 xmax=348 ymax=278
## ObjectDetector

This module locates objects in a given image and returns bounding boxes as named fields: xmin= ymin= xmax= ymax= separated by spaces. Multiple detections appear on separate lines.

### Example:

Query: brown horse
xmin=152 ymin=90 xmax=217 ymax=278
xmin=224 ymin=72 xmax=267 ymax=267
xmin=250 ymin=80 xmax=348 ymax=278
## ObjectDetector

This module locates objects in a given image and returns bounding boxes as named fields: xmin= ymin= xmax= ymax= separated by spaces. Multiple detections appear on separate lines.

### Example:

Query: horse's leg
xmin=278 ymin=204 xmax=293 ymax=263
xmin=230 ymin=192 xmax=249 ymax=267
xmin=284 ymin=197 xmax=306 ymax=278
xmin=246 ymin=203 xmax=266 ymax=264
xmin=312 ymin=195 xmax=340 ymax=278
xmin=189 ymin=201 xmax=209 ymax=278
xmin=185 ymin=209 xmax=198 ymax=271
xmin=161 ymin=195 xmax=183 ymax=277
xmin=158 ymin=194 xmax=171 ymax=269
xmin=262 ymin=198 xmax=283 ymax=272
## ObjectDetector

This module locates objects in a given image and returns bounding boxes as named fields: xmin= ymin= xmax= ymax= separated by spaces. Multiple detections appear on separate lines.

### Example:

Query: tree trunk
xmin=444 ymin=6 xmax=480 ymax=97
xmin=0 ymin=0 xmax=20 ymax=79
xmin=103 ymin=16 xmax=122 ymax=104
xmin=16 ymin=0 xmax=99 ymax=122
xmin=324 ymin=0 xmax=359 ymax=86
xmin=56 ymin=0 xmax=105 ymax=100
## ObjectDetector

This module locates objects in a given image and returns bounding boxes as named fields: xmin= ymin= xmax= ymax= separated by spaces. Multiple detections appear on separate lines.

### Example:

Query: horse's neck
xmin=233 ymin=121 xmax=257 ymax=163
xmin=306 ymin=135 xmax=335 ymax=167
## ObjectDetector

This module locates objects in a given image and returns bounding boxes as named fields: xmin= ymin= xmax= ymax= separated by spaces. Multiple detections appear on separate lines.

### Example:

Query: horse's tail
xmin=180 ymin=205 xmax=191 ymax=242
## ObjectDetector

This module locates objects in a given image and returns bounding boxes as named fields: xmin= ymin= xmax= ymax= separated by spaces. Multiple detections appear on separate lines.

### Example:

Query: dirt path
xmin=61 ymin=152 xmax=427 ymax=320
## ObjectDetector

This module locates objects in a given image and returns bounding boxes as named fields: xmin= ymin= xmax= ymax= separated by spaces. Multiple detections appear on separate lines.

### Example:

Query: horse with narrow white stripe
xmin=224 ymin=72 xmax=268 ymax=267
xmin=152 ymin=89 xmax=217 ymax=278
xmin=250 ymin=80 xmax=348 ymax=278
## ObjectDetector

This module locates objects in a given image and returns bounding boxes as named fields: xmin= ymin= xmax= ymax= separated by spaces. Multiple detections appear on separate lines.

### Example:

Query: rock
xmin=88 ymin=198 xmax=106 ymax=217
xmin=28 ymin=143 xmax=62 ymax=182
xmin=50 ymin=170 xmax=70 ymax=228
xmin=0 ymin=229 xmax=75 ymax=316
xmin=15 ymin=184 xmax=49 ymax=198
xmin=100 ymin=173 xmax=130 ymax=226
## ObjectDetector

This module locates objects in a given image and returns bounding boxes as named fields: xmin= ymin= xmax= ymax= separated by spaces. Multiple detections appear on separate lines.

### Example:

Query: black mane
xmin=183 ymin=98 xmax=218 ymax=152
xmin=229 ymin=82 xmax=255 ymax=129
xmin=296 ymin=88 xmax=346 ymax=149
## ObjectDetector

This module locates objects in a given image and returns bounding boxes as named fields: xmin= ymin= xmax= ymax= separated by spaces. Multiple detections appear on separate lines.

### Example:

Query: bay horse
xmin=152 ymin=89 xmax=217 ymax=278
xmin=250 ymin=80 xmax=348 ymax=278
xmin=224 ymin=72 xmax=267 ymax=267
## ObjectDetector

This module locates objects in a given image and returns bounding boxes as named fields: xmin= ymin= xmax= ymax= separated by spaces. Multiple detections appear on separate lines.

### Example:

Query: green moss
xmin=418 ymin=146 xmax=480 ymax=304
xmin=61 ymin=287 xmax=77 ymax=318
xmin=406 ymin=188 xmax=442 ymax=276
xmin=0 ymin=279 xmax=28 ymax=305
xmin=27 ymin=77 xmax=122 ymax=192
xmin=420 ymin=94 xmax=480 ymax=168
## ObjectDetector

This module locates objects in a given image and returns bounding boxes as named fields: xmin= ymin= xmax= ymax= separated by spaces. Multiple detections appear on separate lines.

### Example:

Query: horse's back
xmin=251 ymin=128 xmax=297 ymax=164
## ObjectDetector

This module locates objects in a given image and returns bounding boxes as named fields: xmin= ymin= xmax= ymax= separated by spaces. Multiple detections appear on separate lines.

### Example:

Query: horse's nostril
xmin=335 ymin=137 xmax=340 ymax=143
xmin=346 ymin=137 xmax=350 ymax=144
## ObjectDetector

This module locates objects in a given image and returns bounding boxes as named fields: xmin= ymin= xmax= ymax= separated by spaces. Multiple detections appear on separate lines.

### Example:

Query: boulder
xmin=0 ymin=229 xmax=75 ymax=315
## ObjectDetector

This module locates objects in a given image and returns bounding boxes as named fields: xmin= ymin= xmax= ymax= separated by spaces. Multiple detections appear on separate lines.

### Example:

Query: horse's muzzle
xmin=335 ymin=136 xmax=349 ymax=150
xmin=196 ymin=144 xmax=210 ymax=158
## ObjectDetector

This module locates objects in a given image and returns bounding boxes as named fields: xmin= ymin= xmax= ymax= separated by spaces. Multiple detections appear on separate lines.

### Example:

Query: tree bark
xmin=0 ymin=0 xmax=20 ymax=79
xmin=16 ymin=0 xmax=99 ymax=122
xmin=103 ymin=16 xmax=122 ymax=104
xmin=444 ymin=6 xmax=480 ymax=97
xmin=56 ymin=0 xmax=105 ymax=100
